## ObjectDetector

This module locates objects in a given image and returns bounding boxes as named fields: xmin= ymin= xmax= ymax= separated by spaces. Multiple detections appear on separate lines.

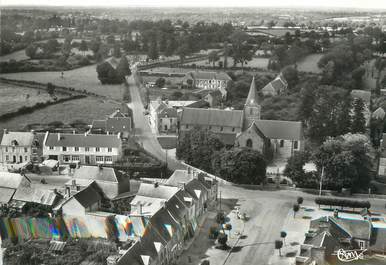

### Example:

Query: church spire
xmin=246 ymin=75 xmax=259 ymax=106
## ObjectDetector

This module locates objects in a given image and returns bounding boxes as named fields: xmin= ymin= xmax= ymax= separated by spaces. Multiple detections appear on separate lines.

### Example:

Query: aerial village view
xmin=0 ymin=0 xmax=386 ymax=264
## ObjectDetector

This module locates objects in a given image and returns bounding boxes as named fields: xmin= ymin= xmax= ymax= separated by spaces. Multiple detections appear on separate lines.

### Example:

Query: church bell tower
xmin=243 ymin=76 xmax=261 ymax=129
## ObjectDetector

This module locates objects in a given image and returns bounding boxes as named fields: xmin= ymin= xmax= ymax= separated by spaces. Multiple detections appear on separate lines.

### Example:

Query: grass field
xmin=0 ymin=82 xmax=69 ymax=116
xmin=296 ymin=53 xmax=323 ymax=73
xmin=0 ymin=97 xmax=120 ymax=131
xmin=0 ymin=49 xmax=29 ymax=62
xmin=0 ymin=64 xmax=125 ymax=100
xmin=186 ymin=56 xmax=269 ymax=69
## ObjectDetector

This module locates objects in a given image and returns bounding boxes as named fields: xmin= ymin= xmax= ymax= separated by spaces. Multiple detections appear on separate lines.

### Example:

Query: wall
xmin=235 ymin=127 xmax=265 ymax=154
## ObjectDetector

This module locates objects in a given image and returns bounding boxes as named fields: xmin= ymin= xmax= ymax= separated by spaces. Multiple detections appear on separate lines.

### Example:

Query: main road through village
xmin=125 ymin=70 xmax=184 ymax=171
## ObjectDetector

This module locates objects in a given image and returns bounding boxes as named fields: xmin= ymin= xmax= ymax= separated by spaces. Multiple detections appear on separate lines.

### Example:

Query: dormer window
xmin=11 ymin=140 xmax=18 ymax=146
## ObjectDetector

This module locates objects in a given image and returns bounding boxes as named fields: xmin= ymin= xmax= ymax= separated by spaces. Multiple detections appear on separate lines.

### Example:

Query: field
xmin=296 ymin=53 xmax=323 ymax=73
xmin=186 ymin=56 xmax=269 ymax=69
xmin=0 ymin=49 xmax=29 ymax=62
xmin=0 ymin=82 xmax=68 ymax=116
xmin=0 ymin=64 xmax=125 ymax=100
xmin=0 ymin=97 xmax=120 ymax=131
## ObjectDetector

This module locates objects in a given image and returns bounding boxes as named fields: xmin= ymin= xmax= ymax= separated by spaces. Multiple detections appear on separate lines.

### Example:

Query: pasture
xmin=0 ymin=64 xmax=125 ymax=100
xmin=0 ymin=82 xmax=68 ymax=116
xmin=296 ymin=53 xmax=323 ymax=74
xmin=0 ymin=97 xmax=120 ymax=131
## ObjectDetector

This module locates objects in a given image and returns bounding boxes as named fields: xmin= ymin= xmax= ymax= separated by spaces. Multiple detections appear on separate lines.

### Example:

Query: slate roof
xmin=45 ymin=133 xmax=121 ymax=148
xmin=261 ymin=74 xmax=288 ymax=94
xmin=166 ymin=170 xmax=194 ymax=186
xmin=136 ymin=183 xmax=179 ymax=200
xmin=350 ymin=90 xmax=371 ymax=105
xmin=116 ymin=241 xmax=147 ymax=265
xmin=158 ymin=107 xmax=178 ymax=118
xmin=105 ymin=117 xmax=131 ymax=132
xmin=72 ymin=185 xmax=101 ymax=208
xmin=255 ymin=120 xmax=303 ymax=140
xmin=1 ymin=131 xmax=35 ymax=146
xmin=13 ymin=185 xmax=59 ymax=206
xmin=329 ymin=217 xmax=371 ymax=240
xmin=0 ymin=187 xmax=16 ymax=204
xmin=187 ymin=71 xmax=231 ymax=81
xmin=180 ymin=107 xmax=244 ymax=128
xmin=246 ymin=76 xmax=259 ymax=106
xmin=165 ymin=190 xmax=188 ymax=220
xmin=0 ymin=172 xmax=30 ymax=189
xmin=131 ymin=195 xmax=166 ymax=216
xmin=73 ymin=166 xmax=118 ymax=182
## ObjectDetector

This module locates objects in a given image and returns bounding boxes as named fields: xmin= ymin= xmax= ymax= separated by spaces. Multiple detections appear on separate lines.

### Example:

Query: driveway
xmin=125 ymin=73 xmax=184 ymax=171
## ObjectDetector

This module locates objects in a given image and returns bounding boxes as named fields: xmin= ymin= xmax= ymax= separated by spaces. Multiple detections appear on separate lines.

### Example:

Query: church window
xmin=246 ymin=139 xmax=253 ymax=148
xmin=294 ymin=141 xmax=299 ymax=150
xmin=280 ymin=140 xmax=284 ymax=147
xmin=232 ymin=127 xmax=235 ymax=132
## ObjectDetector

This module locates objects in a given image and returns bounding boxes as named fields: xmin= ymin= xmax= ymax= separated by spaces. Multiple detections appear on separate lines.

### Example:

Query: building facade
xmin=43 ymin=132 xmax=122 ymax=165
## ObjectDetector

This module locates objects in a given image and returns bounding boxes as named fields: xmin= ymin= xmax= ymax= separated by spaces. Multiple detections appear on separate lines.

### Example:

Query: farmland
xmin=0 ymin=97 xmax=120 ymax=131
xmin=0 ymin=64 xmax=125 ymax=100
xmin=296 ymin=53 xmax=323 ymax=73
xmin=0 ymin=82 xmax=68 ymax=116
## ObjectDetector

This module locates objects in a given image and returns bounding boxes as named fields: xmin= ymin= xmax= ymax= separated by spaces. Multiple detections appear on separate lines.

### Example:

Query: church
xmin=179 ymin=76 xmax=304 ymax=161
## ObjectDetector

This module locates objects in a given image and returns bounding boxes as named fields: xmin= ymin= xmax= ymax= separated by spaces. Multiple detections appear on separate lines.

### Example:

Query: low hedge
xmin=315 ymin=197 xmax=371 ymax=209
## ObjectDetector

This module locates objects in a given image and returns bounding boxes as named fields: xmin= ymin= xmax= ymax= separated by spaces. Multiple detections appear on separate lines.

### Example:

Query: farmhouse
xmin=43 ymin=132 xmax=122 ymax=165
xmin=0 ymin=172 xmax=31 ymax=205
xmin=91 ymin=109 xmax=133 ymax=135
xmin=183 ymin=71 xmax=231 ymax=97
xmin=0 ymin=130 xmax=42 ymax=164
xmin=179 ymin=77 xmax=304 ymax=160
xmin=149 ymin=98 xmax=179 ymax=134
xmin=61 ymin=184 xmax=102 ymax=216
xmin=261 ymin=73 xmax=288 ymax=96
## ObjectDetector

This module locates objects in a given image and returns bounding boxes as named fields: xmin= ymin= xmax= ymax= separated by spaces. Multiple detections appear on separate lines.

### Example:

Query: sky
xmin=1 ymin=0 xmax=386 ymax=9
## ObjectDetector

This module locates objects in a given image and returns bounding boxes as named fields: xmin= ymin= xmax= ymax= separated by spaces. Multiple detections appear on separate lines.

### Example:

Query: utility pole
xmin=319 ymin=166 xmax=324 ymax=197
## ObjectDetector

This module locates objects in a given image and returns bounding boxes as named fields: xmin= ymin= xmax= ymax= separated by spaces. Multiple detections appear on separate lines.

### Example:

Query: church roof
xmin=180 ymin=107 xmax=244 ymax=128
xmin=255 ymin=120 xmax=303 ymax=140
xmin=245 ymin=76 xmax=259 ymax=106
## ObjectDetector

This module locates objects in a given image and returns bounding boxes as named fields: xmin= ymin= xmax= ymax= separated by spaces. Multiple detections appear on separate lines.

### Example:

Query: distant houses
xmin=182 ymin=71 xmax=231 ymax=97
xmin=261 ymin=73 xmax=288 ymax=96
xmin=90 ymin=109 xmax=133 ymax=137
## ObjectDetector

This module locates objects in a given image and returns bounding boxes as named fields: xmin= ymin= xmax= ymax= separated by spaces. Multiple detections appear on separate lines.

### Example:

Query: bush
xmin=217 ymin=233 xmax=228 ymax=246
xmin=216 ymin=212 xmax=225 ymax=224
xmin=297 ymin=197 xmax=304 ymax=205
xmin=314 ymin=197 xmax=371 ymax=209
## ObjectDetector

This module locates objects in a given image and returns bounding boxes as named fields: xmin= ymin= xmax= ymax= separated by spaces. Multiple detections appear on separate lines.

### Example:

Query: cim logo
xmin=334 ymin=248 xmax=367 ymax=263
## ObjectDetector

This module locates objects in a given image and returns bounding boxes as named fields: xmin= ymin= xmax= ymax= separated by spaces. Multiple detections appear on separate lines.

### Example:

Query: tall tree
xmin=351 ymin=98 xmax=366 ymax=134
xmin=208 ymin=51 xmax=220 ymax=67
xmin=79 ymin=40 xmax=88 ymax=56
xmin=147 ymin=39 xmax=159 ymax=60
xmin=116 ymin=55 xmax=131 ymax=81
xmin=229 ymin=31 xmax=253 ymax=69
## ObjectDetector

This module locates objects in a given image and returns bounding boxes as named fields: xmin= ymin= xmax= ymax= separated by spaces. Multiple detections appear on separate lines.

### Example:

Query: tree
xmin=230 ymin=31 xmax=253 ymax=69
xmin=280 ymin=231 xmax=287 ymax=244
xmin=90 ymin=38 xmax=101 ymax=55
xmin=336 ymin=97 xmax=352 ymax=136
xmin=176 ymin=127 xmax=224 ymax=172
xmin=47 ymin=82 xmax=55 ymax=96
xmin=96 ymin=62 xmax=121 ymax=84
xmin=176 ymin=44 xmax=190 ymax=64
xmin=351 ymin=67 xmax=365 ymax=89
xmin=283 ymin=151 xmax=318 ymax=188
xmin=79 ymin=40 xmax=88 ymax=56
xmin=275 ymin=240 xmax=283 ymax=256
xmin=25 ymin=44 xmax=38 ymax=59
xmin=113 ymin=44 xmax=121 ymax=58
xmin=147 ymin=39 xmax=159 ymax=60
xmin=293 ymin=204 xmax=300 ymax=218
xmin=212 ymin=148 xmax=267 ymax=184
xmin=314 ymin=133 xmax=373 ymax=191
xmin=208 ymin=51 xmax=220 ymax=67
xmin=155 ymin=77 xmax=166 ymax=88
xmin=298 ymin=81 xmax=317 ymax=122
xmin=282 ymin=66 xmax=298 ymax=90
xmin=116 ymin=55 xmax=131 ymax=81
xmin=218 ymin=233 xmax=228 ymax=247
xmin=297 ymin=197 xmax=304 ymax=205
xmin=44 ymin=39 xmax=60 ymax=55
xmin=351 ymin=98 xmax=366 ymax=134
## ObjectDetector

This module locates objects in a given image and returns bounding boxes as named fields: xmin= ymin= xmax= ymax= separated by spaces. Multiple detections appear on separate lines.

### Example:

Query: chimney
xmin=57 ymin=133 xmax=61 ymax=141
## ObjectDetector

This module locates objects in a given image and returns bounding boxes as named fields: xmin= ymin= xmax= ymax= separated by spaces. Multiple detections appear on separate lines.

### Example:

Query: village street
xmin=125 ymin=71 xmax=184 ymax=171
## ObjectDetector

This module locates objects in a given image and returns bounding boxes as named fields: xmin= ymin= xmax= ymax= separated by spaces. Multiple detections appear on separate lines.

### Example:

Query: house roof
xmin=0 ymin=187 xmax=16 ymax=204
xmin=165 ymin=101 xmax=197 ymax=108
xmin=372 ymin=107 xmax=385 ymax=120
xmin=72 ymin=185 xmax=101 ymax=208
xmin=13 ymin=185 xmax=59 ymax=206
xmin=246 ymin=76 xmax=259 ymax=106
xmin=371 ymin=228 xmax=386 ymax=252
xmin=130 ymin=195 xmax=166 ymax=216
xmin=166 ymin=170 xmax=194 ymax=186
xmin=149 ymin=100 xmax=167 ymax=113
xmin=136 ymin=183 xmax=179 ymax=200
xmin=165 ymin=190 xmax=188 ymax=220
xmin=116 ymin=241 xmax=147 ymax=265
xmin=238 ymin=121 xmax=267 ymax=140
xmin=45 ymin=133 xmax=121 ymax=148
xmin=1 ymin=131 xmax=35 ymax=146
xmin=91 ymin=120 xmax=106 ymax=129
xmin=0 ymin=172 xmax=30 ymax=189
xmin=72 ymin=166 xmax=118 ymax=182
xmin=351 ymin=90 xmax=371 ymax=105
xmin=187 ymin=71 xmax=231 ymax=81
xmin=158 ymin=107 xmax=178 ymax=118
xmin=255 ymin=120 xmax=303 ymax=140
xmin=180 ymin=107 xmax=244 ymax=128
xmin=109 ymin=109 xmax=127 ymax=118
xmin=330 ymin=217 xmax=372 ymax=240
xmin=261 ymin=74 xmax=287 ymax=94
xmin=106 ymin=117 xmax=131 ymax=132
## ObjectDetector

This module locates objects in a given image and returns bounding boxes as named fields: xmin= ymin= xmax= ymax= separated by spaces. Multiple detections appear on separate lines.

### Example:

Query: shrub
xmin=217 ymin=233 xmax=228 ymax=246
xmin=216 ymin=212 xmax=225 ymax=224
xmin=314 ymin=197 xmax=371 ymax=209
xmin=297 ymin=197 xmax=304 ymax=205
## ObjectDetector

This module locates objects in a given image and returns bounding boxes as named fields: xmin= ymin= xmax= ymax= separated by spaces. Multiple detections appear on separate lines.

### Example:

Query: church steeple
xmin=243 ymin=76 xmax=261 ymax=129
xmin=245 ymin=76 xmax=259 ymax=106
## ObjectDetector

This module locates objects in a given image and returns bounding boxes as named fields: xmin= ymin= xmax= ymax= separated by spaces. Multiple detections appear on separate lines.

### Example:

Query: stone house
xmin=261 ymin=73 xmax=288 ymax=96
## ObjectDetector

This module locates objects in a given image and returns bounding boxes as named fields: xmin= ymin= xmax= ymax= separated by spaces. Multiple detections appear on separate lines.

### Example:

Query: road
xmin=178 ymin=184 xmax=386 ymax=265
xmin=125 ymin=72 xmax=184 ymax=171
